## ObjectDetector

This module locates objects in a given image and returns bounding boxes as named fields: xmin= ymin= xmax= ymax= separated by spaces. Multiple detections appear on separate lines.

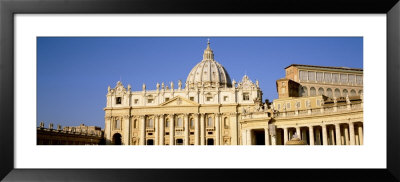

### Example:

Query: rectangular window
xmin=317 ymin=100 xmax=321 ymax=106
xmin=190 ymin=97 xmax=194 ymax=101
xmin=277 ymin=104 xmax=281 ymax=110
xmin=147 ymin=119 xmax=154 ymax=128
xmin=299 ymin=70 xmax=308 ymax=81
xmin=223 ymin=96 xmax=228 ymax=101
xmin=356 ymin=75 xmax=363 ymax=85
xmin=190 ymin=119 xmax=194 ymax=129
xmin=324 ymin=73 xmax=331 ymax=83
xmin=340 ymin=74 xmax=348 ymax=84
xmin=308 ymin=71 xmax=315 ymax=81
xmin=316 ymin=72 xmax=323 ymax=82
xmin=134 ymin=99 xmax=139 ymax=104
xmin=177 ymin=118 xmax=183 ymax=127
xmin=332 ymin=73 xmax=339 ymax=83
xmin=348 ymin=74 xmax=355 ymax=84
xmin=115 ymin=119 xmax=121 ymax=130
xmin=206 ymin=97 xmax=213 ymax=101
xmin=296 ymin=101 xmax=300 ymax=108
xmin=165 ymin=121 xmax=169 ymax=127
xmin=147 ymin=99 xmax=154 ymax=103
xmin=116 ymin=97 xmax=122 ymax=104
xmin=243 ymin=93 xmax=250 ymax=101
xmin=286 ymin=103 xmax=290 ymax=109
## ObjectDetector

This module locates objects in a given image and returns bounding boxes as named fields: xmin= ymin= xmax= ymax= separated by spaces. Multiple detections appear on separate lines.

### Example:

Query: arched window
xmin=190 ymin=118 xmax=194 ymax=129
xmin=318 ymin=88 xmax=324 ymax=96
xmin=177 ymin=118 xmax=183 ymax=127
xmin=334 ymin=88 xmax=341 ymax=97
xmin=358 ymin=90 xmax=363 ymax=95
xmin=326 ymin=88 xmax=333 ymax=98
xmin=134 ymin=119 xmax=138 ymax=129
xmin=115 ymin=119 xmax=121 ymax=130
xmin=343 ymin=89 xmax=348 ymax=96
xmin=310 ymin=87 xmax=316 ymax=96
xmin=350 ymin=89 xmax=356 ymax=96
xmin=207 ymin=117 xmax=213 ymax=128
xmin=301 ymin=86 xmax=308 ymax=97
xmin=224 ymin=117 xmax=229 ymax=129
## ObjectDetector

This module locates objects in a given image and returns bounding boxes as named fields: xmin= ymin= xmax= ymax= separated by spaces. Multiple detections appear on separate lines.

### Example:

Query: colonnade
xmin=133 ymin=113 xmax=231 ymax=145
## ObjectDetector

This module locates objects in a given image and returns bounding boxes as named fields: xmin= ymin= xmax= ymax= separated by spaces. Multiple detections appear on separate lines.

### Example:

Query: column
xmin=349 ymin=122 xmax=355 ymax=145
xmin=160 ymin=115 xmax=164 ymax=145
xmin=200 ymin=113 xmax=205 ymax=145
xmin=155 ymin=115 xmax=159 ymax=145
xmin=271 ymin=135 xmax=277 ymax=145
xmin=246 ymin=129 xmax=251 ymax=145
xmin=309 ymin=126 xmax=314 ymax=145
xmin=122 ymin=115 xmax=130 ymax=145
xmin=344 ymin=125 xmax=349 ymax=145
xmin=283 ymin=127 xmax=288 ymax=145
xmin=322 ymin=124 xmax=328 ymax=146
xmin=335 ymin=123 xmax=341 ymax=145
xmin=170 ymin=114 xmax=175 ymax=145
xmin=184 ymin=114 xmax=189 ymax=145
xmin=215 ymin=113 xmax=220 ymax=145
xmin=296 ymin=127 xmax=301 ymax=139
xmin=265 ymin=127 xmax=270 ymax=145
xmin=230 ymin=113 xmax=238 ymax=145
xmin=242 ymin=130 xmax=247 ymax=145
xmin=358 ymin=124 xmax=363 ymax=145
xmin=140 ymin=115 xmax=145 ymax=145
xmin=329 ymin=126 xmax=336 ymax=145
xmin=194 ymin=113 xmax=199 ymax=145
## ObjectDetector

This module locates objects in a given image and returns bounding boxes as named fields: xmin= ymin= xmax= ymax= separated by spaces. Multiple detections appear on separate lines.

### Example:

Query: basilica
xmin=103 ymin=41 xmax=363 ymax=146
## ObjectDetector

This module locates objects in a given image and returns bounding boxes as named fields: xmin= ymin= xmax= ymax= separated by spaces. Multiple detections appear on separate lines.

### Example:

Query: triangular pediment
xmin=159 ymin=96 xmax=199 ymax=106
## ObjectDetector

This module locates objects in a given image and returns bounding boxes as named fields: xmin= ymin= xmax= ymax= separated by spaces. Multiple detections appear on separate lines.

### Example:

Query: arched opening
xmin=334 ymin=88 xmax=341 ymax=97
xmin=112 ymin=133 xmax=122 ymax=145
xmin=224 ymin=117 xmax=229 ymax=129
xmin=207 ymin=138 xmax=214 ymax=145
xmin=358 ymin=90 xmax=363 ymax=95
xmin=146 ymin=139 xmax=154 ymax=145
xmin=301 ymin=86 xmax=308 ymax=97
xmin=350 ymin=89 xmax=356 ymax=96
xmin=326 ymin=88 xmax=333 ymax=98
xmin=176 ymin=139 xmax=184 ymax=145
xmin=310 ymin=87 xmax=316 ymax=96
xmin=343 ymin=89 xmax=348 ymax=96
xmin=318 ymin=88 xmax=324 ymax=96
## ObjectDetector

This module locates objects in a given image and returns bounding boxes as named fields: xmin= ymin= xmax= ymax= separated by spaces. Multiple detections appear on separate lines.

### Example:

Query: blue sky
xmin=37 ymin=37 xmax=363 ymax=128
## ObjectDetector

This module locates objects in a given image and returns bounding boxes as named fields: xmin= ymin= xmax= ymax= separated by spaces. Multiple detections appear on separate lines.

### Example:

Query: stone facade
xmin=104 ymin=41 xmax=363 ymax=146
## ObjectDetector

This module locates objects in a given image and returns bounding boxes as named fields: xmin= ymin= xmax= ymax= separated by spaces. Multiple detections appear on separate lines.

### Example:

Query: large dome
xmin=185 ymin=41 xmax=232 ymax=88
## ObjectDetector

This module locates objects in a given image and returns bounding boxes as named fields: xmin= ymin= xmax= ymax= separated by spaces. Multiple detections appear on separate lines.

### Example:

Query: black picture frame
xmin=1 ymin=0 xmax=399 ymax=181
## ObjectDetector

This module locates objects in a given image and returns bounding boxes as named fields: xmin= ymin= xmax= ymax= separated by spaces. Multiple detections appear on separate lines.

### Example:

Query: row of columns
xmin=137 ymin=113 xmax=226 ymax=145
xmin=280 ymin=122 xmax=363 ymax=145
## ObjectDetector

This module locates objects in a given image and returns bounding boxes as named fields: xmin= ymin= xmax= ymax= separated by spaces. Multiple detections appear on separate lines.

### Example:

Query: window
xmin=177 ymin=118 xmax=183 ymax=127
xmin=190 ymin=119 xmax=194 ymax=129
xmin=301 ymin=86 xmax=308 ymax=97
xmin=300 ymin=70 xmax=308 ymax=81
xmin=115 ymin=119 xmax=121 ymax=130
xmin=286 ymin=103 xmax=290 ymax=109
xmin=134 ymin=119 xmax=138 ymax=129
xmin=277 ymin=104 xmax=281 ymax=110
xmin=324 ymin=73 xmax=331 ymax=83
xmin=356 ymin=75 xmax=363 ymax=85
xmin=350 ymin=89 xmax=356 ymax=96
xmin=224 ymin=117 xmax=229 ymax=129
xmin=223 ymin=96 xmax=228 ymax=101
xmin=206 ymin=97 xmax=213 ymax=101
xmin=316 ymin=72 xmax=323 ymax=82
xmin=310 ymin=87 xmax=316 ymax=96
xmin=116 ymin=97 xmax=122 ymax=104
xmin=147 ymin=119 xmax=154 ymax=128
xmin=340 ymin=74 xmax=348 ymax=84
xmin=207 ymin=117 xmax=213 ymax=128
xmin=308 ymin=71 xmax=315 ymax=81
xmin=318 ymin=88 xmax=324 ymax=96
xmin=317 ymin=100 xmax=321 ymax=106
xmin=348 ymin=74 xmax=355 ymax=84
xmin=165 ymin=98 xmax=170 ymax=102
xmin=281 ymin=87 xmax=286 ymax=94
xmin=296 ymin=102 xmax=300 ymax=108
xmin=282 ymin=82 xmax=285 ymax=86
xmin=134 ymin=99 xmax=139 ymax=104
xmin=306 ymin=100 xmax=311 ymax=108
xmin=190 ymin=97 xmax=194 ymax=101
xmin=165 ymin=119 xmax=169 ymax=127
xmin=332 ymin=73 xmax=339 ymax=83
xmin=343 ymin=89 xmax=348 ymax=96
xmin=326 ymin=88 xmax=333 ymax=97
xmin=334 ymin=88 xmax=341 ymax=97
xmin=243 ymin=93 xmax=250 ymax=101
xmin=147 ymin=99 xmax=154 ymax=103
